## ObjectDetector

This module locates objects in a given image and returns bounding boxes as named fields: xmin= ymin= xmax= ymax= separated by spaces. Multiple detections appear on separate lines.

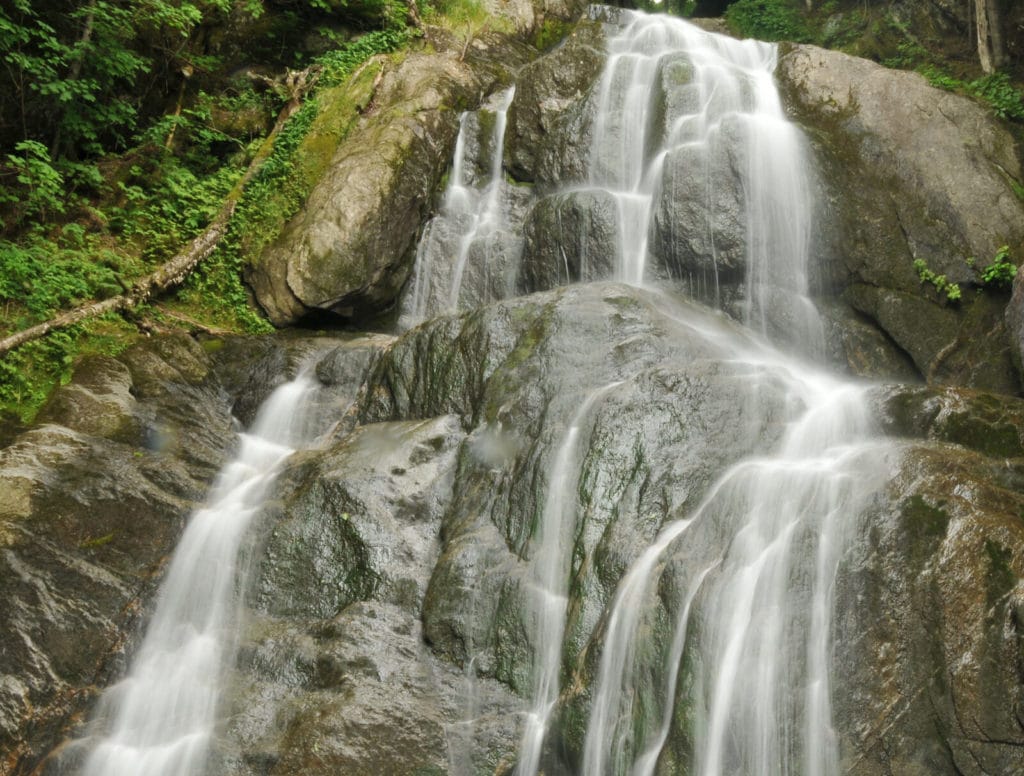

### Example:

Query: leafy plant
xmin=979 ymin=245 xmax=1017 ymax=287
xmin=725 ymin=0 xmax=812 ymax=43
xmin=966 ymin=73 xmax=1024 ymax=122
xmin=913 ymin=258 xmax=961 ymax=303
xmin=3 ymin=141 xmax=66 ymax=224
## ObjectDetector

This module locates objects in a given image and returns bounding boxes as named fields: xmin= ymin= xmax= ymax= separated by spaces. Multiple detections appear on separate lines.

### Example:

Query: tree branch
xmin=0 ymin=66 xmax=321 ymax=358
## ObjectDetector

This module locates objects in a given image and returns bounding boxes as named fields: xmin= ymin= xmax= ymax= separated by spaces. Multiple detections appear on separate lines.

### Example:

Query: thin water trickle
xmin=399 ymin=87 xmax=519 ymax=328
xmin=516 ymin=382 xmax=623 ymax=776
xmin=79 ymin=374 xmax=325 ymax=776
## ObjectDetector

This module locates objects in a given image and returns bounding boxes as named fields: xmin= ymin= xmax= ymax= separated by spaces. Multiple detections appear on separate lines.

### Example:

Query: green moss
xmin=79 ymin=532 xmax=115 ymax=549
xmin=941 ymin=412 xmax=1023 ymax=459
xmin=900 ymin=494 xmax=950 ymax=549
xmin=533 ymin=18 xmax=571 ymax=52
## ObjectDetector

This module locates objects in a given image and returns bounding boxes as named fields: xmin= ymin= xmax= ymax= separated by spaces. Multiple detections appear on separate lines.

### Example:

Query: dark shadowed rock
xmin=504 ymin=19 xmax=606 ymax=186
xmin=518 ymin=189 xmax=620 ymax=293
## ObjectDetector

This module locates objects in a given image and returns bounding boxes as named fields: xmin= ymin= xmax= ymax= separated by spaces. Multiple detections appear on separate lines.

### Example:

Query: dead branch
xmin=0 ymin=69 xmax=321 ymax=358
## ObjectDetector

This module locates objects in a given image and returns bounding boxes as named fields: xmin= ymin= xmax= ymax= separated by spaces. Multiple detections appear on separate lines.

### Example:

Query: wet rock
xmin=3 ymin=333 xmax=388 ymax=775
xmin=214 ymin=415 xmax=524 ymax=775
xmin=1008 ymin=263 xmax=1024 ymax=374
xmin=0 ymin=336 xmax=235 ymax=774
xmin=504 ymin=19 xmax=606 ymax=186
xmin=817 ymin=299 xmax=920 ymax=381
xmin=216 ymin=603 xmax=523 ymax=776
xmin=248 ymin=33 xmax=535 ymax=326
xmin=832 ymin=383 xmax=1024 ymax=773
xmin=253 ymin=416 xmax=464 ymax=619
xmin=361 ymin=284 xmax=797 ymax=719
xmin=518 ymin=189 xmax=620 ymax=293
xmin=777 ymin=43 xmax=1024 ymax=392
xmin=649 ymin=119 xmax=747 ymax=284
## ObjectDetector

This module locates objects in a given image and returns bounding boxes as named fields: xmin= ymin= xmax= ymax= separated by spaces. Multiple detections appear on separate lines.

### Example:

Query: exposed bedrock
xmin=776 ymin=43 xmax=1024 ymax=393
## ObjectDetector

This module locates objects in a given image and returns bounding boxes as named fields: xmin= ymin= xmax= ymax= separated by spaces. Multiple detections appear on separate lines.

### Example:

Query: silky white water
xmin=588 ymin=11 xmax=822 ymax=351
xmin=517 ymin=10 xmax=891 ymax=775
xmin=400 ymin=87 xmax=518 ymax=328
xmin=79 ymin=374 xmax=324 ymax=776
xmin=515 ymin=382 xmax=622 ymax=776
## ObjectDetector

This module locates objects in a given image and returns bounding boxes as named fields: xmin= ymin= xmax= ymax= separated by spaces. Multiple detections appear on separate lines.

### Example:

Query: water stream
xmin=70 ymin=10 xmax=894 ymax=776
xmin=78 ymin=374 xmax=327 ymax=776
xmin=514 ymin=11 xmax=889 ymax=776
xmin=399 ymin=87 xmax=520 ymax=328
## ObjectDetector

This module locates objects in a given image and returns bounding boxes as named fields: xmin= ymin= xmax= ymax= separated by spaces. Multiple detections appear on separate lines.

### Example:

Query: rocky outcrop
xmin=504 ymin=17 xmax=606 ymax=186
xmin=246 ymin=0 xmax=594 ymax=328
xmin=831 ymin=384 xmax=1024 ymax=775
xmin=518 ymin=189 xmax=619 ymax=293
xmin=776 ymin=44 xmax=1024 ymax=393
xmin=212 ymin=414 xmax=526 ymax=775
xmin=0 ymin=335 xmax=235 ymax=774
xmin=247 ymin=38 xmax=532 ymax=326
xmin=1 ymin=333 xmax=389 ymax=776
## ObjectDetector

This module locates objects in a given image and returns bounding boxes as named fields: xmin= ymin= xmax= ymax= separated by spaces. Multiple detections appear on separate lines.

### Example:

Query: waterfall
xmin=63 ymin=11 xmax=898 ymax=776
xmin=399 ymin=87 xmax=521 ymax=328
xmin=516 ymin=382 xmax=622 ymax=776
xmin=588 ymin=12 xmax=823 ymax=351
xmin=78 ymin=374 xmax=326 ymax=776
xmin=512 ymin=11 xmax=890 ymax=775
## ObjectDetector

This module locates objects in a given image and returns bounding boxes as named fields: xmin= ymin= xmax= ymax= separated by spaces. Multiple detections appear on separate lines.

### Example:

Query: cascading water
xmin=513 ymin=10 xmax=892 ymax=775
xmin=63 ymin=11 xmax=900 ymax=776
xmin=516 ymin=381 xmax=622 ymax=776
xmin=588 ymin=12 xmax=822 ymax=349
xmin=77 ymin=373 xmax=326 ymax=776
xmin=399 ymin=87 xmax=522 ymax=328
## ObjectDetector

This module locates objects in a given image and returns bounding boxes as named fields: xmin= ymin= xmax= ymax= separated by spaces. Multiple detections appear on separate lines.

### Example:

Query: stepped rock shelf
xmin=3 ymin=5 xmax=1024 ymax=776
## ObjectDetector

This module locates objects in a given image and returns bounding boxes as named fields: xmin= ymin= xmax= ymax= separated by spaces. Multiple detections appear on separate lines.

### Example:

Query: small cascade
xmin=399 ymin=87 xmax=523 ymax=328
xmin=580 ymin=351 xmax=890 ymax=775
xmin=78 ymin=374 xmax=326 ymax=776
xmin=516 ymin=382 xmax=622 ymax=776
xmin=587 ymin=13 xmax=823 ymax=352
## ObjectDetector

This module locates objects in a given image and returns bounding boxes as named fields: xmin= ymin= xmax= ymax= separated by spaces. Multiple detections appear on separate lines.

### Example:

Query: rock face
xmin=518 ymin=189 xmax=620 ymax=293
xmin=0 ymin=335 xmax=235 ymax=774
xmin=776 ymin=44 xmax=1024 ymax=392
xmin=832 ymin=385 xmax=1024 ymax=775
xmin=247 ymin=39 xmax=532 ymax=326
xmin=504 ymin=17 xmax=607 ymax=186
xmin=0 ymin=333 xmax=390 ymax=776
xmin=247 ymin=0 xmax=593 ymax=328
xmin=214 ymin=283 xmax=1021 ymax=775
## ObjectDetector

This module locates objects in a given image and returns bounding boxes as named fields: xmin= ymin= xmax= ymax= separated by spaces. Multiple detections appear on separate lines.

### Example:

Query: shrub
xmin=725 ymin=0 xmax=811 ymax=43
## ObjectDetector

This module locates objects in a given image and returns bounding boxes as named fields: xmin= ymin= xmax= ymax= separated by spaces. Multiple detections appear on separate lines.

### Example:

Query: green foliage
xmin=0 ymin=228 xmax=136 ymax=322
xmin=725 ymin=0 xmax=811 ymax=43
xmin=979 ymin=245 xmax=1017 ymax=288
xmin=917 ymin=67 xmax=1024 ymax=123
xmin=0 ymin=328 xmax=80 ymax=418
xmin=2 ymin=141 xmax=66 ymax=225
xmin=966 ymin=73 xmax=1024 ymax=122
xmin=0 ymin=0 xmax=422 ymax=420
xmin=912 ymin=258 xmax=961 ymax=303
xmin=318 ymin=27 xmax=410 ymax=87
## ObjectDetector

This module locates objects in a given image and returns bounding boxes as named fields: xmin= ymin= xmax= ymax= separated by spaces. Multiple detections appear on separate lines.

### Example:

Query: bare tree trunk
xmin=974 ymin=0 xmax=1006 ymax=73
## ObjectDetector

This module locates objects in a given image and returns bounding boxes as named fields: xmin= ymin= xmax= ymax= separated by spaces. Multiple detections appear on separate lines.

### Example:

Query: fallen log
xmin=0 ymin=65 xmax=325 ymax=359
